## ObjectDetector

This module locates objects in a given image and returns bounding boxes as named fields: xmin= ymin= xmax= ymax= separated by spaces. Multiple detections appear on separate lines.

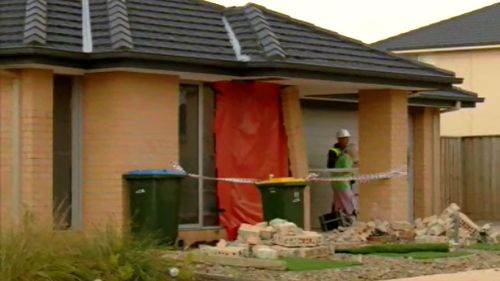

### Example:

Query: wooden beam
xmin=281 ymin=86 xmax=311 ymax=230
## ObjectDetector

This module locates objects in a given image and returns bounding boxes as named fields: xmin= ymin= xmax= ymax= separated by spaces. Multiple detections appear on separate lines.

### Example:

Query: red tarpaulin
xmin=214 ymin=82 xmax=289 ymax=240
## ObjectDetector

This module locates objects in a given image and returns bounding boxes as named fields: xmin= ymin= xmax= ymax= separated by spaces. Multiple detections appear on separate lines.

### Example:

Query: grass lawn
xmin=336 ymin=243 xmax=449 ymax=255
xmin=283 ymin=257 xmax=361 ymax=272
xmin=471 ymin=243 xmax=500 ymax=251
xmin=371 ymin=251 xmax=471 ymax=260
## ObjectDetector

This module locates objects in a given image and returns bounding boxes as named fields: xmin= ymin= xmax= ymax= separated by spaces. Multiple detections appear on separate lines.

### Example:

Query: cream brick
xmin=82 ymin=72 xmax=179 ymax=229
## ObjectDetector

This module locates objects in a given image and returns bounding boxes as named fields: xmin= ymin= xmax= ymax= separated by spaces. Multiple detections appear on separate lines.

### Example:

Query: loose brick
xmin=391 ymin=221 xmax=413 ymax=231
xmin=298 ymin=246 xmax=331 ymax=258
xmin=271 ymin=245 xmax=300 ymax=257
xmin=274 ymin=231 xmax=323 ymax=247
xmin=238 ymin=223 xmax=262 ymax=245
xmin=253 ymin=245 xmax=278 ymax=260
xmin=274 ymin=222 xmax=301 ymax=236
xmin=259 ymin=226 xmax=276 ymax=240
xmin=200 ymin=246 xmax=246 ymax=257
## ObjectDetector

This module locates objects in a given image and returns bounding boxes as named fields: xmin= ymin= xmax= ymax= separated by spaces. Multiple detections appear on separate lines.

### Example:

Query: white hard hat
xmin=336 ymin=129 xmax=351 ymax=138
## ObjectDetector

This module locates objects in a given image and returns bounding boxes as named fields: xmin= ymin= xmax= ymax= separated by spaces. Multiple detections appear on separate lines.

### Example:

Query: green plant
xmin=0 ymin=216 xmax=193 ymax=281
xmin=372 ymin=251 xmax=471 ymax=260
xmin=471 ymin=243 xmax=500 ymax=251
xmin=283 ymin=257 xmax=361 ymax=272
xmin=336 ymin=243 xmax=449 ymax=255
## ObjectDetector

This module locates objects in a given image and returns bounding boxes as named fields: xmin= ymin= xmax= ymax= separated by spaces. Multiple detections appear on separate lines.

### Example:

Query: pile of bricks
xmin=414 ymin=203 xmax=482 ymax=245
xmin=199 ymin=219 xmax=333 ymax=260
xmin=325 ymin=203 xmax=497 ymax=246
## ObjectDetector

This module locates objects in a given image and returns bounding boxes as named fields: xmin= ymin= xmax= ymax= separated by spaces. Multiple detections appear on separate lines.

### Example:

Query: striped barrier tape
xmin=171 ymin=162 xmax=407 ymax=185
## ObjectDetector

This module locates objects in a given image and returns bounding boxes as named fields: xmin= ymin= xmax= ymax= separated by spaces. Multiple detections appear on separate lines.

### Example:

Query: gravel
xmin=193 ymin=251 xmax=500 ymax=281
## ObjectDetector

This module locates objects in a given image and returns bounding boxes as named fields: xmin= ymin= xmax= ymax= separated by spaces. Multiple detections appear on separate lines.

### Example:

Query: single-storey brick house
xmin=0 ymin=0 xmax=482 ymax=239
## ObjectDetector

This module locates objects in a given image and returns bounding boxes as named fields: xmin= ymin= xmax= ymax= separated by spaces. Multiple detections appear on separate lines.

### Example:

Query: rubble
xmin=237 ymin=223 xmax=262 ymax=245
xmin=253 ymin=245 xmax=279 ymax=260
xmin=274 ymin=231 xmax=324 ymax=247
xmin=325 ymin=203 xmax=494 ymax=247
xmin=199 ymin=218 xmax=332 ymax=260
xmin=199 ymin=204 xmax=496 ymax=262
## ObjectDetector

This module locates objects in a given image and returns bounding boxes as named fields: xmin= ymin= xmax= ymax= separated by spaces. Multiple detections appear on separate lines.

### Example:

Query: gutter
xmin=392 ymin=44 xmax=500 ymax=54
xmin=0 ymin=47 xmax=461 ymax=87
xmin=441 ymin=101 xmax=462 ymax=113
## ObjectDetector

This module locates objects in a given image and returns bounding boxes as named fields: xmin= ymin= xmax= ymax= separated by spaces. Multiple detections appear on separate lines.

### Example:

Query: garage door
xmin=301 ymin=100 xmax=358 ymax=230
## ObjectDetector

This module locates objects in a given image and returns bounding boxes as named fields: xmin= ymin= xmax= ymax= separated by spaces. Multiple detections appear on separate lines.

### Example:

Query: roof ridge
xmin=243 ymin=5 xmax=286 ymax=60
xmin=107 ymin=0 xmax=134 ymax=50
xmin=373 ymin=2 xmax=500 ymax=47
xmin=245 ymin=2 xmax=456 ymax=77
xmin=23 ymin=0 xmax=48 ymax=45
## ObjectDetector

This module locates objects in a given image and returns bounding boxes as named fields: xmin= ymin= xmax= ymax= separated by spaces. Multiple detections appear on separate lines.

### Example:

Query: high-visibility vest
xmin=330 ymin=148 xmax=354 ymax=190
xmin=330 ymin=147 xmax=342 ymax=158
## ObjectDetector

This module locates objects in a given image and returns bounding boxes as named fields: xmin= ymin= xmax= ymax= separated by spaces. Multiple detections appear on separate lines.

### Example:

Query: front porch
xmin=0 ymin=70 xmax=474 ymax=239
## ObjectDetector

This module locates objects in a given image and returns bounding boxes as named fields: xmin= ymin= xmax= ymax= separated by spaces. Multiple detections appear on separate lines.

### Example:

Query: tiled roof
xmin=0 ymin=0 xmax=461 ymax=86
xmin=374 ymin=3 xmax=500 ymax=51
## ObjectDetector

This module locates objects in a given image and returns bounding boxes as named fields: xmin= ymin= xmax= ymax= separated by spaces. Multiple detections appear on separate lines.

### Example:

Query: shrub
xmin=0 ymin=217 xmax=193 ymax=281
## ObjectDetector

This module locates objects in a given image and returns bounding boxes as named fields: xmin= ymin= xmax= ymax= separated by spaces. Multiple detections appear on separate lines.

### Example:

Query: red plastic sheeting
xmin=214 ymin=82 xmax=289 ymax=240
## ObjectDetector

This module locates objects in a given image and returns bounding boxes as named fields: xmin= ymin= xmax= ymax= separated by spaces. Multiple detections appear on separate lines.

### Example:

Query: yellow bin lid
xmin=255 ymin=177 xmax=307 ymax=187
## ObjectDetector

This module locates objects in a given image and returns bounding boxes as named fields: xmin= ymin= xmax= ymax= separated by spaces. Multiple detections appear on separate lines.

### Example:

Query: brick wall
xmin=20 ymin=69 xmax=54 ymax=224
xmin=358 ymin=89 xmax=409 ymax=221
xmin=0 ymin=74 xmax=13 ymax=229
xmin=82 ymin=72 xmax=179 ymax=229
xmin=0 ymin=69 xmax=54 ymax=229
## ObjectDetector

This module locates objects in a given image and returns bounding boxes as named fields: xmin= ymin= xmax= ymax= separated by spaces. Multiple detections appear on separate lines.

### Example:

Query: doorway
xmin=52 ymin=75 xmax=82 ymax=229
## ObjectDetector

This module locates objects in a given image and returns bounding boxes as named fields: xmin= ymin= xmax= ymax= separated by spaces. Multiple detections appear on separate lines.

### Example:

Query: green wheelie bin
xmin=255 ymin=178 xmax=307 ymax=228
xmin=124 ymin=170 xmax=186 ymax=245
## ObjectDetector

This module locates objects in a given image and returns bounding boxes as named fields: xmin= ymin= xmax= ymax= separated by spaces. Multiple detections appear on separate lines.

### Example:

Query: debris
xmin=252 ymin=245 xmax=279 ymax=260
xmin=259 ymin=226 xmax=276 ymax=240
xmin=168 ymin=267 xmax=180 ymax=277
xmin=391 ymin=221 xmax=413 ymax=231
xmin=274 ymin=231 xmax=324 ymax=247
xmin=238 ymin=224 xmax=261 ymax=245
xmin=203 ymin=219 xmax=330 ymax=260
xmin=191 ymin=252 xmax=287 ymax=270
xmin=414 ymin=235 xmax=448 ymax=244
xmin=297 ymin=246 xmax=331 ymax=258
xmin=200 ymin=245 xmax=247 ymax=257
xmin=325 ymin=203 xmax=491 ymax=246
xmin=216 ymin=239 xmax=227 ymax=248
xmin=274 ymin=222 xmax=302 ymax=236
xmin=428 ymin=224 xmax=446 ymax=236
xmin=375 ymin=220 xmax=390 ymax=233
xmin=423 ymin=215 xmax=438 ymax=226
xmin=271 ymin=245 xmax=300 ymax=257
xmin=414 ymin=218 xmax=425 ymax=230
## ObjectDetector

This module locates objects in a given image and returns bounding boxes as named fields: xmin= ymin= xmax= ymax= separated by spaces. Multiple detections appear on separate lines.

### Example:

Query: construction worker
xmin=328 ymin=129 xmax=357 ymax=224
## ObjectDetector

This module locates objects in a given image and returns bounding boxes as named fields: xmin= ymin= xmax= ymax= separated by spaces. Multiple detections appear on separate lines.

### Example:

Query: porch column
xmin=358 ymin=89 xmax=409 ymax=222
xmin=412 ymin=107 xmax=438 ymax=218
xmin=281 ymin=86 xmax=311 ymax=230
xmin=82 ymin=72 xmax=179 ymax=229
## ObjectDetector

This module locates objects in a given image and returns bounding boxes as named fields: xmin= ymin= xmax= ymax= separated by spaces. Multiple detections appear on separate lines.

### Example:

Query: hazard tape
xmin=171 ymin=162 xmax=257 ymax=184
xmin=306 ymin=168 xmax=407 ymax=184
xmin=171 ymin=162 xmax=407 ymax=185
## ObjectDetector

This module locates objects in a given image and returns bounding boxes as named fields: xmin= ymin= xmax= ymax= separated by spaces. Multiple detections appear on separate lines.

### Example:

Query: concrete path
xmin=385 ymin=269 xmax=500 ymax=281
